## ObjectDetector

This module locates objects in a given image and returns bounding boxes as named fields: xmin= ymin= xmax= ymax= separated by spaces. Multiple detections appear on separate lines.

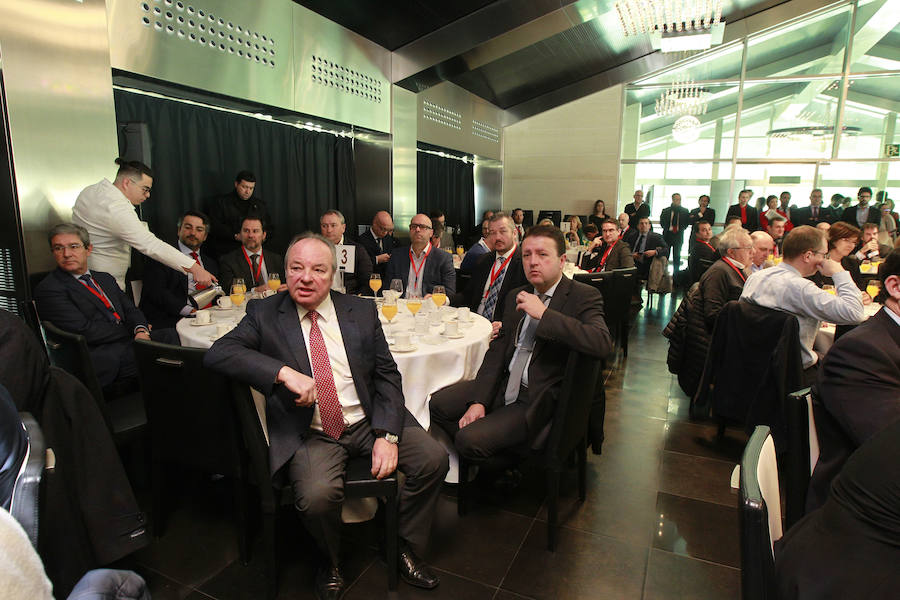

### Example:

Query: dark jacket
xmin=688 ymin=207 xmax=716 ymax=228
xmin=660 ymin=205 xmax=690 ymax=240
xmin=218 ymin=247 xmax=284 ymax=292
xmin=357 ymin=228 xmax=398 ymax=276
xmin=806 ymin=308 xmax=900 ymax=512
xmin=140 ymin=248 xmax=219 ymax=329
xmin=696 ymin=258 xmax=745 ymax=332
xmin=791 ymin=205 xmax=833 ymax=227
xmin=452 ymin=248 xmax=527 ymax=322
xmin=624 ymin=202 xmax=650 ymax=229
xmin=204 ymin=190 xmax=272 ymax=259
xmin=579 ymin=240 xmax=634 ymax=273
xmin=726 ymin=203 xmax=759 ymax=231
xmin=204 ymin=291 xmax=405 ymax=475
xmin=689 ymin=239 xmax=719 ymax=284
xmin=33 ymin=268 xmax=148 ymax=387
xmin=663 ymin=282 xmax=710 ymax=398
xmin=841 ymin=205 xmax=880 ymax=226
xmin=632 ymin=231 xmax=669 ymax=278
xmin=385 ymin=245 xmax=456 ymax=296
xmin=335 ymin=238 xmax=373 ymax=295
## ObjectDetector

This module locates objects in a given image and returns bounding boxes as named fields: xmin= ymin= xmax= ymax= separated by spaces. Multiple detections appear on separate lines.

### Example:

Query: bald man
xmin=358 ymin=210 xmax=398 ymax=276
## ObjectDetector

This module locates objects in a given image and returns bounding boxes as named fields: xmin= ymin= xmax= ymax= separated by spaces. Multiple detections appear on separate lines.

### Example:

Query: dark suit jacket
xmin=697 ymin=259 xmax=745 ymax=332
xmin=624 ymin=202 xmax=650 ymax=229
xmin=204 ymin=191 xmax=273 ymax=259
xmin=385 ymin=245 xmax=456 ymax=296
xmin=726 ymin=203 xmax=759 ymax=231
xmin=689 ymin=239 xmax=719 ymax=283
xmin=807 ymin=308 xmax=900 ymax=511
xmin=335 ymin=239 xmax=373 ymax=295
xmin=467 ymin=276 xmax=612 ymax=440
xmin=218 ymin=247 xmax=285 ymax=292
xmin=203 ymin=292 xmax=405 ymax=475
xmin=452 ymin=249 xmax=527 ymax=321
xmin=579 ymin=241 xmax=634 ymax=272
xmin=34 ymin=268 xmax=148 ymax=387
xmin=688 ymin=207 xmax=716 ymax=228
xmin=620 ymin=226 xmax=638 ymax=248
xmin=841 ymin=205 xmax=880 ymax=226
xmin=357 ymin=229 xmax=398 ymax=276
xmin=140 ymin=248 xmax=219 ymax=329
xmin=792 ymin=206 xmax=832 ymax=227
xmin=660 ymin=206 xmax=691 ymax=241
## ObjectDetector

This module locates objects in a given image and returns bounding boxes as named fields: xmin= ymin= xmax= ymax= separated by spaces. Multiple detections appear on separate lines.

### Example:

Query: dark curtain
xmin=416 ymin=151 xmax=475 ymax=234
xmin=114 ymin=89 xmax=356 ymax=254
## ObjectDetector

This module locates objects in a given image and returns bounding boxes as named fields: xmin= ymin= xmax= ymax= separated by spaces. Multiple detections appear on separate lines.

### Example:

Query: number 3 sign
xmin=334 ymin=244 xmax=356 ymax=274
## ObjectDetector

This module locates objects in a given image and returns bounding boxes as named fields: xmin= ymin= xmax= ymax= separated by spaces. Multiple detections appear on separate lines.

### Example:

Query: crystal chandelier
xmin=616 ymin=0 xmax=725 ymax=51
xmin=655 ymin=79 xmax=710 ymax=117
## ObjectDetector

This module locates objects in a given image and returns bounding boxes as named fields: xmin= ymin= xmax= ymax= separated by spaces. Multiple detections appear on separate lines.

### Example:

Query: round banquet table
xmin=814 ymin=301 xmax=881 ymax=355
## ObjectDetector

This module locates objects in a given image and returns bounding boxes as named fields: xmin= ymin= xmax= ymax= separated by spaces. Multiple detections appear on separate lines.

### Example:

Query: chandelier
xmin=616 ymin=0 xmax=725 ymax=51
xmin=655 ymin=79 xmax=710 ymax=117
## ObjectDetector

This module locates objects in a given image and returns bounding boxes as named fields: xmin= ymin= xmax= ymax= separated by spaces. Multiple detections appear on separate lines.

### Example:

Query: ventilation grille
xmin=141 ymin=1 xmax=277 ymax=68
xmin=310 ymin=55 xmax=383 ymax=103
xmin=423 ymin=101 xmax=462 ymax=130
xmin=472 ymin=120 xmax=500 ymax=143
xmin=0 ymin=248 xmax=13 ymax=292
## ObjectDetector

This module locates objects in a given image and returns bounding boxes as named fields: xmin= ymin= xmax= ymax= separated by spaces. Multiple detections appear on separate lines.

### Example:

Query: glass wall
xmin=620 ymin=0 xmax=900 ymax=224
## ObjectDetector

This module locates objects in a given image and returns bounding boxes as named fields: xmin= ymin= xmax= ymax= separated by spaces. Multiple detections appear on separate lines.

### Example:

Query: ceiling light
xmin=616 ymin=0 xmax=725 ymax=52
xmin=672 ymin=115 xmax=701 ymax=144
xmin=655 ymin=79 xmax=710 ymax=117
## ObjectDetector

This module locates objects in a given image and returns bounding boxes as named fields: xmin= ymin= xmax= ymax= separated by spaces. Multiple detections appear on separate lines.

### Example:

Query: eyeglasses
xmin=810 ymin=250 xmax=828 ymax=257
xmin=409 ymin=224 xmax=433 ymax=231
xmin=51 ymin=243 xmax=84 ymax=253
xmin=129 ymin=178 xmax=151 ymax=194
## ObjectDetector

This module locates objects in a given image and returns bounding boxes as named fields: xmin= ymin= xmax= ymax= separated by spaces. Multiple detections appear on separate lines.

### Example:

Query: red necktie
xmin=740 ymin=205 xmax=747 ymax=224
xmin=306 ymin=311 xmax=345 ymax=439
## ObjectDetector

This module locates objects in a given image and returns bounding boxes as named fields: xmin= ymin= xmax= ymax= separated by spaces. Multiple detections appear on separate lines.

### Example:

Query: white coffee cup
xmin=444 ymin=321 xmax=459 ymax=337
xmin=457 ymin=307 xmax=471 ymax=322
xmin=194 ymin=310 xmax=211 ymax=325
xmin=216 ymin=324 xmax=231 ymax=337
xmin=394 ymin=332 xmax=412 ymax=349
xmin=217 ymin=296 xmax=233 ymax=309
xmin=414 ymin=316 xmax=429 ymax=335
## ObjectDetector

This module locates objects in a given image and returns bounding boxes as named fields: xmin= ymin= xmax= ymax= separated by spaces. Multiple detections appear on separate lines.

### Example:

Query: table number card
xmin=335 ymin=244 xmax=356 ymax=274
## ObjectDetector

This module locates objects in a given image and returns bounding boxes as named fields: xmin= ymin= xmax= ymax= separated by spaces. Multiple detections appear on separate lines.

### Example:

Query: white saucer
xmin=189 ymin=319 xmax=213 ymax=327
xmin=211 ymin=306 xmax=233 ymax=311
xmin=389 ymin=344 xmax=418 ymax=353
xmin=444 ymin=332 xmax=465 ymax=339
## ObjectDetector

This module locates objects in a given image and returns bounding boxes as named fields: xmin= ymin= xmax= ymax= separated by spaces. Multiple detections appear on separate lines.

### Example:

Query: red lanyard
xmin=591 ymin=241 xmax=618 ymax=273
xmin=722 ymin=258 xmax=746 ymax=282
xmin=242 ymin=247 xmax=263 ymax=282
xmin=484 ymin=245 xmax=516 ymax=298
xmin=79 ymin=278 xmax=122 ymax=321
xmin=698 ymin=240 xmax=716 ymax=253
xmin=409 ymin=243 xmax=432 ymax=287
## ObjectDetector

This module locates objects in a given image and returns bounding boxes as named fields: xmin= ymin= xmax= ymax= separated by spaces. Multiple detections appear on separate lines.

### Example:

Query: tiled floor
xmin=120 ymin=290 xmax=750 ymax=599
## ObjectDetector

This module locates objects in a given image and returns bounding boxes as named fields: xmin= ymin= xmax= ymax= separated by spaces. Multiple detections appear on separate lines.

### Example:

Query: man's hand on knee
xmin=458 ymin=403 xmax=485 ymax=429
xmin=371 ymin=438 xmax=398 ymax=479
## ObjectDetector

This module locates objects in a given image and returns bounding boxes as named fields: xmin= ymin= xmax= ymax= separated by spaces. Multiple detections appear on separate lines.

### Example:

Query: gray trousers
xmin=287 ymin=413 xmax=448 ymax=565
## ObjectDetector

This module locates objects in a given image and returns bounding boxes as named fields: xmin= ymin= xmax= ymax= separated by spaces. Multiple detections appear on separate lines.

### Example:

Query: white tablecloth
xmin=814 ymin=301 xmax=881 ymax=354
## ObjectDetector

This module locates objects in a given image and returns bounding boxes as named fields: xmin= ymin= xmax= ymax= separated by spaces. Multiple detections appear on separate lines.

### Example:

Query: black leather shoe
xmin=398 ymin=544 xmax=439 ymax=589
xmin=315 ymin=565 xmax=345 ymax=600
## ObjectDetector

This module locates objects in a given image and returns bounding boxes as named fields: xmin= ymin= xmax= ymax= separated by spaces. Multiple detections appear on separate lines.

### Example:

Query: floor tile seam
xmin=524 ymin=518 xmax=654 ymax=552
xmin=493 ymin=516 xmax=537 ymax=592
xmin=651 ymin=546 xmax=742 ymax=571
xmin=134 ymin=562 xmax=202 ymax=594
xmin=662 ymin=448 xmax=741 ymax=466
xmin=430 ymin=565 xmax=501 ymax=591
xmin=655 ymin=490 xmax=741 ymax=513
xmin=343 ymin=559 xmax=376 ymax=596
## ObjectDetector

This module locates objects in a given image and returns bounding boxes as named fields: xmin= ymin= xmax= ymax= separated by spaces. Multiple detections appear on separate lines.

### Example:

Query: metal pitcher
xmin=188 ymin=285 xmax=223 ymax=309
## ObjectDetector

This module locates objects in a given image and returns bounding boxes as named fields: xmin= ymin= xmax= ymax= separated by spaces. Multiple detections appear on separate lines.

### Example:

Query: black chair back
xmin=545 ymin=350 xmax=603 ymax=467
xmin=537 ymin=210 xmax=562 ymax=227
xmin=522 ymin=209 xmax=534 ymax=227
xmin=41 ymin=320 xmax=105 ymax=406
xmin=10 ymin=412 xmax=46 ymax=549
xmin=28 ymin=271 xmax=50 ymax=295
xmin=739 ymin=425 xmax=782 ymax=600
xmin=783 ymin=387 xmax=819 ymax=530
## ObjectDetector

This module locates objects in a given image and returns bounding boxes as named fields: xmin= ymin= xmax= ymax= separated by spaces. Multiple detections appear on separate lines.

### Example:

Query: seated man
xmin=579 ymin=218 xmax=634 ymax=273
xmin=430 ymin=225 xmax=611 ymax=464
xmin=429 ymin=209 xmax=455 ymax=249
xmin=453 ymin=213 xmax=527 ymax=322
xmin=687 ymin=220 xmax=717 ymax=283
xmin=854 ymin=222 xmax=893 ymax=261
xmin=631 ymin=217 xmax=669 ymax=280
xmin=618 ymin=212 xmax=637 ymax=247
xmin=748 ymin=231 xmax=775 ymax=274
xmin=218 ymin=216 xmax=285 ymax=293
xmin=33 ymin=223 xmax=152 ymax=391
xmin=204 ymin=233 xmax=448 ymax=598
xmin=140 ymin=210 xmax=218 ymax=330
xmin=385 ymin=214 xmax=456 ymax=297
xmin=459 ymin=218 xmax=491 ymax=273
xmin=319 ymin=209 xmax=373 ymax=295
xmin=697 ymin=227 xmax=752 ymax=333
xmin=741 ymin=225 xmax=865 ymax=383
xmin=357 ymin=211 xmax=397 ymax=277
xmin=806 ymin=250 xmax=900 ymax=511
xmin=582 ymin=223 xmax=599 ymax=245
xmin=767 ymin=214 xmax=787 ymax=256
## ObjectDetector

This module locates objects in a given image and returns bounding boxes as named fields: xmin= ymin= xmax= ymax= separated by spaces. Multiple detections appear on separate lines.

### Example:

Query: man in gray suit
xmin=204 ymin=233 xmax=448 ymax=599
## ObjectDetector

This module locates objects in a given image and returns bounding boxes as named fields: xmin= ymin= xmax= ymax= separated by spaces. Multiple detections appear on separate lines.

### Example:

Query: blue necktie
xmin=503 ymin=293 xmax=548 ymax=404
xmin=480 ymin=256 xmax=508 ymax=320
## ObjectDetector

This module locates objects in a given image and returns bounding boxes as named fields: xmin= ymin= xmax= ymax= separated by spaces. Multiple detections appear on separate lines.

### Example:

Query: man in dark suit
xmin=319 ymin=209 xmax=373 ymax=295
xmin=854 ymin=222 xmax=893 ymax=261
xmin=453 ymin=213 xmax=528 ymax=322
xmin=624 ymin=189 xmax=650 ymax=229
xmin=688 ymin=220 xmax=718 ymax=283
xmin=140 ymin=210 xmax=219 ymax=330
xmin=791 ymin=189 xmax=833 ymax=227
xmin=430 ymin=225 xmax=611 ymax=462
xmin=807 ymin=250 xmax=900 ymax=512
xmin=618 ymin=212 xmax=638 ymax=247
xmin=385 ymin=214 xmax=456 ymax=297
xmin=726 ymin=189 xmax=760 ymax=231
xmin=660 ymin=193 xmax=691 ymax=275
xmin=204 ymin=233 xmax=448 ymax=598
xmin=218 ymin=216 xmax=285 ymax=293
xmin=842 ymin=186 xmax=881 ymax=228
xmin=696 ymin=227 xmax=752 ymax=333
xmin=357 ymin=211 xmax=398 ymax=278
xmin=580 ymin=218 xmax=634 ymax=272
xmin=631 ymin=217 xmax=669 ymax=279
xmin=205 ymin=170 xmax=272 ymax=259
xmin=34 ymin=223 xmax=152 ymax=390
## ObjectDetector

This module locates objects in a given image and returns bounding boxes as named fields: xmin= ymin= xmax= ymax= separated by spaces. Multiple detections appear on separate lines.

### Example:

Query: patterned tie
xmin=250 ymin=254 xmax=262 ymax=287
xmin=480 ymin=255 xmax=508 ymax=320
xmin=306 ymin=311 xmax=345 ymax=439
xmin=377 ymin=237 xmax=383 ymax=253
xmin=637 ymin=234 xmax=646 ymax=253
xmin=503 ymin=294 xmax=548 ymax=404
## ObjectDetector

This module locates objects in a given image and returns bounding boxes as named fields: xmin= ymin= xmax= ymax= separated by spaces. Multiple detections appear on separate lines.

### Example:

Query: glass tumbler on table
xmin=431 ymin=285 xmax=447 ymax=308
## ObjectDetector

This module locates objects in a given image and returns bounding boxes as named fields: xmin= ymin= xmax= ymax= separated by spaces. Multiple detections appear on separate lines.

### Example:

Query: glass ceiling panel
xmin=838 ymin=73 xmax=900 ymax=159
xmin=635 ymin=42 xmax=744 ymax=85
xmin=849 ymin=0 xmax=900 ymax=73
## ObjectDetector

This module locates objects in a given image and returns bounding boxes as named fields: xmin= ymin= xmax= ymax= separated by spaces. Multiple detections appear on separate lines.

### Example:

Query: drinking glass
xmin=456 ymin=245 xmax=465 ymax=257
xmin=229 ymin=283 xmax=246 ymax=307
xmin=381 ymin=296 xmax=398 ymax=336
xmin=369 ymin=274 xmax=382 ymax=296
xmin=866 ymin=280 xmax=881 ymax=301
xmin=823 ymin=284 xmax=836 ymax=296
xmin=233 ymin=278 xmax=246 ymax=294
xmin=431 ymin=285 xmax=447 ymax=308
xmin=390 ymin=278 xmax=403 ymax=300
xmin=267 ymin=273 xmax=281 ymax=291
xmin=406 ymin=293 xmax=422 ymax=316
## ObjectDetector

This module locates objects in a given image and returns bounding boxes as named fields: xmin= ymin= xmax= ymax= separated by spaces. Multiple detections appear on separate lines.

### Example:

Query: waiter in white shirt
xmin=72 ymin=158 xmax=216 ymax=290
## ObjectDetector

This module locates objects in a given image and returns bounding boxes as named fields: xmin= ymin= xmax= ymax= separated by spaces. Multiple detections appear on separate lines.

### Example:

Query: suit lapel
xmin=532 ymin=276 xmax=571 ymax=363
xmin=277 ymin=294 xmax=312 ymax=376
xmin=97 ymin=275 xmax=126 ymax=316
xmin=61 ymin=269 xmax=112 ymax=317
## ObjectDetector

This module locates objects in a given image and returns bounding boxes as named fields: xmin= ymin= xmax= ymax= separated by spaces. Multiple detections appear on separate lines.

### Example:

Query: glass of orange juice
xmin=823 ymin=284 xmax=836 ymax=295
xmin=866 ymin=280 xmax=881 ymax=301
xmin=267 ymin=273 xmax=281 ymax=292
xmin=382 ymin=295 xmax=398 ymax=335
xmin=369 ymin=274 xmax=382 ymax=297
xmin=456 ymin=245 xmax=465 ymax=257
xmin=406 ymin=293 xmax=422 ymax=316
xmin=431 ymin=285 xmax=447 ymax=308
xmin=229 ymin=283 xmax=246 ymax=307
xmin=233 ymin=278 xmax=246 ymax=294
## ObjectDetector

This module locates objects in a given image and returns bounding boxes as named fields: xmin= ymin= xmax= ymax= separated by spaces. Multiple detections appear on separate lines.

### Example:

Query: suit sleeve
xmin=107 ymin=199 xmax=195 ymax=273
xmin=617 ymin=245 xmax=635 ymax=269
xmin=660 ymin=209 xmax=671 ymax=230
xmin=440 ymin=252 xmax=456 ymax=296
xmin=203 ymin=301 xmax=287 ymax=396
xmin=354 ymin=244 xmax=373 ymax=287
xmin=34 ymin=281 xmax=130 ymax=345
xmin=469 ymin=291 xmax=520 ymax=408
xmin=535 ymin=285 xmax=612 ymax=359
xmin=365 ymin=301 xmax=406 ymax=435
xmin=110 ymin=278 xmax=149 ymax=331
xmin=142 ymin=259 xmax=188 ymax=317
xmin=702 ymin=269 xmax=730 ymax=332
xmin=653 ymin=234 xmax=669 ymax=256
xmin=219 ymin=256 xmax=238 ymax=292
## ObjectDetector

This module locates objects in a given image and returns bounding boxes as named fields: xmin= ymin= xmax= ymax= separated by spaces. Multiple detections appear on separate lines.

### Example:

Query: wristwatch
xmin=382 ymin=432 xmax=399 ymax=445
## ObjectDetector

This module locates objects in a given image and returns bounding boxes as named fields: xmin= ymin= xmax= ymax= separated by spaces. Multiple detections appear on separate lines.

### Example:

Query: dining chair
xmin=783 ymin=387 xmax=820 ymax=530
xmin=610 ymin=267 xmax=637 ymax=356
xmin=41 ymin=320 xmax=146 ymax=444
xmin=739 ymin=425 xmax=783 ymax=600
xmin=8 ymin=411 xmax=51 ymax=550
xmin=228 ymin=380 xmax=399 ymax=599
xmin=457 ymin=348 xmax=604 ymax=551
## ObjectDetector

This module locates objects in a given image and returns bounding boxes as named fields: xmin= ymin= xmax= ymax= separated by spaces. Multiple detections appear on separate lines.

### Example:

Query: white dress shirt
xmin=740 ymin=262 xmax=865 ymax=368
xmin=72 ymin=179 xmax=194 ymax=290
xmin=406 ymin=245 xmax=430 ymax=298
xmin=476 ymin=245 xmax=517 ymax=315
xmin=295 ymin=294 xmax=365 ymax=430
